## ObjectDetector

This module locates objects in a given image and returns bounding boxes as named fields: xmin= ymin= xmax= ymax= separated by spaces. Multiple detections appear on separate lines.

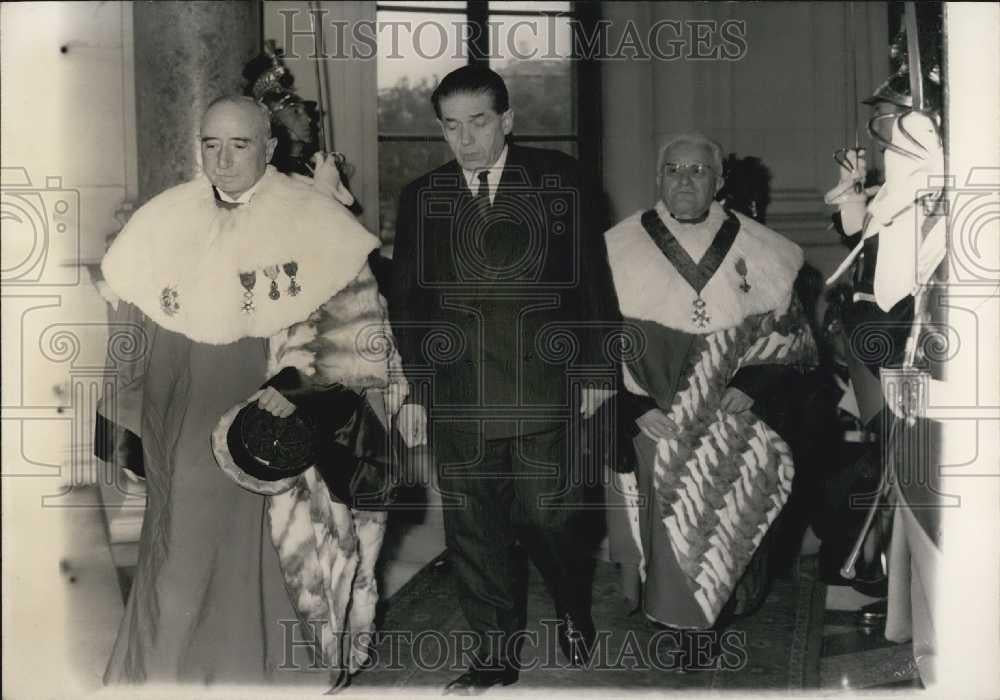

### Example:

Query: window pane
xmin=378 ymin=140 xmax=454 ymax=246
xmin=490 ymin=16 xmax=573 ymax=135
xmin=516 ymin=139 xmax=577 ymax=159
xmin=487 ymin=2 xmax=571 ymax=12
xmin=378 ymin=10 xmax=468 ymax=134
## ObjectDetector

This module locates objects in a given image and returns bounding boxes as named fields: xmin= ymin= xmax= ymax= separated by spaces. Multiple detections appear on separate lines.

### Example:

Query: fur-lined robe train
xmin=99 ymin=166 xmax=406 ymax=685
xmin=604 ymin=201 xmax=817 ymax=629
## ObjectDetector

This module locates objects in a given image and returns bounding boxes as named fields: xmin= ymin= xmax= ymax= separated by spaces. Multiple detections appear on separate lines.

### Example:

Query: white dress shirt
xmin=215 ymin=172 xmax=265 ymax=205
xmin=461 ymin=145 xmax=508 ymax=206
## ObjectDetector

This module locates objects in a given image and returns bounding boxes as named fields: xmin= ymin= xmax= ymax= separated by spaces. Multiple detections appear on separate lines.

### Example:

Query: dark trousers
xmin=435 ymin=424 xmax=589 ymax=668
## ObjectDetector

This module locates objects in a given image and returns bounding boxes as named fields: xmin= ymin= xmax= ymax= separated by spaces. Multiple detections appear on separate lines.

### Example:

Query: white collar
xmin=101 ymin=167 xmax=379 ymax=344
xmin=462 ymin=145 xmax=508 ymax=204
xmin=214 ymin=169 xmax=267 ymax=204
xmin=653 ymin=200 xmax=724 ymax=263
xmin=604 ymin=202 xmax=804 ymax=334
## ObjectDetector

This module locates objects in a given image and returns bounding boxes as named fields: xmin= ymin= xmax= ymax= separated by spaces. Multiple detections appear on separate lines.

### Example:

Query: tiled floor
xmin=819 ymin=595 xmax=922 ymax=691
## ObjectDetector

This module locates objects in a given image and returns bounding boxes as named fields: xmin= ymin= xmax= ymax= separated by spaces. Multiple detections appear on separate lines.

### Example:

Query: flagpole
xmin=309 ymin=1 xmax=334 ymax=153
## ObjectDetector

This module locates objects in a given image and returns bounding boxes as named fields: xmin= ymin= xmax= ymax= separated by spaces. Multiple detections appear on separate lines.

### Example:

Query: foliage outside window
xmin=376 ymin=1 xmax=597 ymax=250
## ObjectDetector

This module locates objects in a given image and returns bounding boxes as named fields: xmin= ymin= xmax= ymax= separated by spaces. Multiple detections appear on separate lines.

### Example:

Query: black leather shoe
xmin=443 ymin=666 xmax=518 ymax=695
xmin=856 ymin=598 xmax=888 ymax=629
xmin=557 ymin=612 xmax=596 ymax=667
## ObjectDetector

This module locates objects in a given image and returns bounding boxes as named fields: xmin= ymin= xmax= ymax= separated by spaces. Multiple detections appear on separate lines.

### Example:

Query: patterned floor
xmin=111 ymin=516 xmax=923 ymax=694
xmin=49 ymin=481 xmax=926 ymax=698
xmin=349 ymin=553 xmax=828 ymax=692
xmin=115 ymin=558 xmax=922 ymax=692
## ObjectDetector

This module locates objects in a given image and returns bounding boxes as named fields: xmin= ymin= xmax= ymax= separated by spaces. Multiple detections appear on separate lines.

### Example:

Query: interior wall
xmin=263 ymin=1 xmax=380 ymax=236
xmin=2 ymin=1 xmax=136 ymax=264
xmin=1 ymin=1 xmax=135 ymax=483
xmin=601 ymin=1 xmax=889 ymax=278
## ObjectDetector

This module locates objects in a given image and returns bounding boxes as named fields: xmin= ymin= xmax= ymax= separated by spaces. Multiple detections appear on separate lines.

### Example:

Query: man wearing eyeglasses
xmin=601 ymin=133 xmax=817 ymax=661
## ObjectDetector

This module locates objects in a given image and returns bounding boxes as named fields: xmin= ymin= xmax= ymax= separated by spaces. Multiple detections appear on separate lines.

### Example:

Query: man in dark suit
xmin=390 ymin=65 xmax=619 ymax=693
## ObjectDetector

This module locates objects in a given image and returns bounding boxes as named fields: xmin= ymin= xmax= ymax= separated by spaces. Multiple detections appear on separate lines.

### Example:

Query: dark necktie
xmin=475 ymin=170 xmax=490 ymax=212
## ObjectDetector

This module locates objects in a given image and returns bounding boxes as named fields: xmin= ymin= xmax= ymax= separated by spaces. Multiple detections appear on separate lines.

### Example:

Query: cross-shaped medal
xmin=692 ymin=296 xmax=710 ymax=327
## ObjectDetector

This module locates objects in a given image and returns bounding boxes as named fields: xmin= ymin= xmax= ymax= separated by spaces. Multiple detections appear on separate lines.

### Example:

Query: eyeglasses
xmin=661 ymin=162 xmax=715 ymax=178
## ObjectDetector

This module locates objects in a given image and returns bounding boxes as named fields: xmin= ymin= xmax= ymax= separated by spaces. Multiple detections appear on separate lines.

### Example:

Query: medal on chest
xmin=238 ymin=260 xmax=302 ymax=313
xmin=692 ymin=295 xmax=710 ymax=328
xmin=640 ymin=208 xmax=742 ymax=331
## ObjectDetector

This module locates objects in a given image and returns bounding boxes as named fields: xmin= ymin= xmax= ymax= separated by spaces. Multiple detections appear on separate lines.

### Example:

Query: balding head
xmin=203 ymin=95 xmax=272 ymax=139
xmin=199 ymin=96 xmax=276 ymax=198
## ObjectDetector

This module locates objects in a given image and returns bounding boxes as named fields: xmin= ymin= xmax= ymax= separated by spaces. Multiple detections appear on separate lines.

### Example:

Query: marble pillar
xmin=133 ymin=0 xmax=260 ymax=202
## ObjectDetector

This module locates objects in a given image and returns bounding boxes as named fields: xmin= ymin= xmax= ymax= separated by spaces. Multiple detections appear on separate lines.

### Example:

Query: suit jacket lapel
xmin=493 ymin=144 xmax=524 ymax=211
xmin=419 ymin=162 xmax=462 ymax=285
xmin=449 ymin=146 xmax=537 ymax=286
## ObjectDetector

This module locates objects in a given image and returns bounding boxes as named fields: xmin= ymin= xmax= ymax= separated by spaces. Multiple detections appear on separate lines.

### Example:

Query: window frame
xmin=375 ymin=1 xmax=602 ymax=230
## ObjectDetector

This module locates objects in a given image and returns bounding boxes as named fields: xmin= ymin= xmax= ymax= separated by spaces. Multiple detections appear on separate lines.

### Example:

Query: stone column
xmin=132 ymin=0 xmax=260 ymax=202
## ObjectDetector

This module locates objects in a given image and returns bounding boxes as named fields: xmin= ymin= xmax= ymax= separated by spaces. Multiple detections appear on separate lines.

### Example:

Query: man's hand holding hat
xmin=257 ymin=386 xmax=296 ymax=418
